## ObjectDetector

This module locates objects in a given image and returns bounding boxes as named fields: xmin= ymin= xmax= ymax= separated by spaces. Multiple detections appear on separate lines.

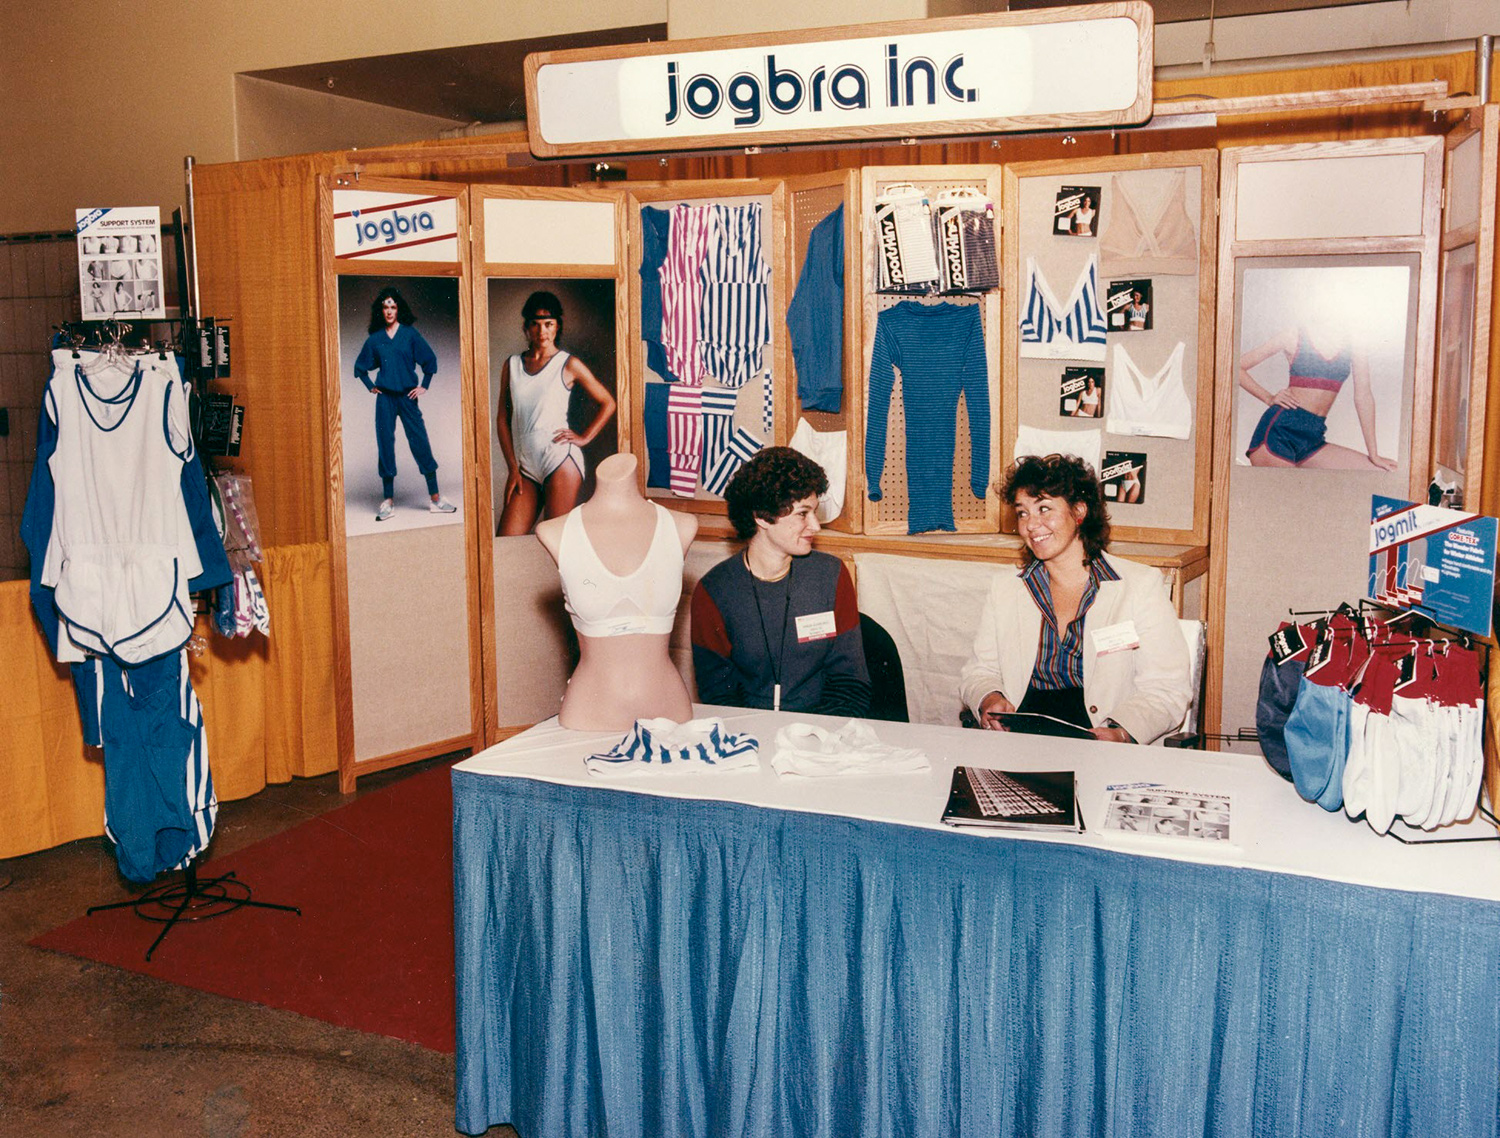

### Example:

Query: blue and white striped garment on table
xmin=702 ymin=427 xmax=764 ymax=497
xmin=1018 ymin=254 xmax=1108 ymax=362
xmin=699 ymin=388 xmax=740 ymax=481
xmin=584 ymin=716 xmax=760 ymax=777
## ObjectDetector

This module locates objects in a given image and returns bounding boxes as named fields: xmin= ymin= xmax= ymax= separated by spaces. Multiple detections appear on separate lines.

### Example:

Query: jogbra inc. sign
xmin=525 ymin=4 xmax=1153 ymax=158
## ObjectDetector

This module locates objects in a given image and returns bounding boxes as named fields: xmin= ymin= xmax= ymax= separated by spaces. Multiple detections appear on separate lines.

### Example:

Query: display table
xmin=453 ymin=709 xmax=1500 ymax=1138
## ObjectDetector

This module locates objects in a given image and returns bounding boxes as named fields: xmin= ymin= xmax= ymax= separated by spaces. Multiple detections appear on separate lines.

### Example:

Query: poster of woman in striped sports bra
xmin=1235 ymin=263 xmax=1407 ymax=472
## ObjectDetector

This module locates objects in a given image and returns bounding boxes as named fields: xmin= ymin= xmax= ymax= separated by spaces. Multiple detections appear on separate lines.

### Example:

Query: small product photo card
xmin=1059 ymin=366 xmax=1104 ymax=418
xmin=1054 ymin=186 xmax=1100 ymax=237
xmin=1101 ymin=452 xmax=1147 ymax=504
xmin=1105 ymin=278 xmax=1153 ymax=331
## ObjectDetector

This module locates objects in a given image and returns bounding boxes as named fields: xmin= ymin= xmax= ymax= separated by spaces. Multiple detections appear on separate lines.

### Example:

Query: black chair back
xmin=860 ymin=613 xmax=909 ymax=723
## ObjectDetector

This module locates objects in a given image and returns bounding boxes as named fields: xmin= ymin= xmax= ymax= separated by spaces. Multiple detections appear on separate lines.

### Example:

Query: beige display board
xmin=470 ymin=185 xmax=630 ymax=743
xmin=784 ymin=170 xmax=863 ymax=534
xmin=318 ymin=175 xmax=484 ymax=791
xmin=626 ymin=180 xmax=788 ymax=515
xmin=1206 ymin=137 xmax=1443 ymax=749
xmin=524 ymin=6 xmax=1154 ymax=159
xmin=859 ymin=165 xmax=1002 ymax=537
xmin=1431 ymin=106 xmax=1498 ymax=509
xmin=1001 ymin=151 xmax=1217 ymax=545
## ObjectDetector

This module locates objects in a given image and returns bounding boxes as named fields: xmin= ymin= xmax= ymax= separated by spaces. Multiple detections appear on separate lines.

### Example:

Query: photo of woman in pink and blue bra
xmin=1237 ymin=269 xmax=1405 ymax=472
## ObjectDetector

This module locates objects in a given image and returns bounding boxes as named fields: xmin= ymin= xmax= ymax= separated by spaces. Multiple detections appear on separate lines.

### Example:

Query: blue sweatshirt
xmin=691 ymin=549 xmax=870 ymax=716
xmin=865 ymin=302 xmax=990 ymax=534
xmin=354 ymin=323 xmax=437 ymax=393
xmin=786 ymin=204 xmax=845 ymax=413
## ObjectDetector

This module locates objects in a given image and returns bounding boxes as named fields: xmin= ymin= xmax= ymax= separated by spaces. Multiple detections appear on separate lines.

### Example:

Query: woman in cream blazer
xmin=960 ymin=454 xmax=1190 ymax=745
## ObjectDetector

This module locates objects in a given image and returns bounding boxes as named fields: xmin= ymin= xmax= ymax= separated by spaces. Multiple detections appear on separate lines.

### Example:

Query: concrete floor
xmin=0 ymin=759 xmax=517 ymax=1138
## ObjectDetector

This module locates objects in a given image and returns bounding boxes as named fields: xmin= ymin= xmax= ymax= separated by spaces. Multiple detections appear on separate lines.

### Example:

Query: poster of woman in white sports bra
xmin=488 ymin=279 xmax=618 ymax=536
xmin=1235 ymin=262 xmax=1408 ymax=471
xmin=337 ymin=276 xmax=465 ymax=536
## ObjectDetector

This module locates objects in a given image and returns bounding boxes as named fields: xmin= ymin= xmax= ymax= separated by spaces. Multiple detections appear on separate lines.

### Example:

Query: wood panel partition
xmin=316 ymin=174 xmax=484 ymax=790
xmin=180 ymin=46 xmax=1495 ymax=798
xmin=1207 ymin=136 xmax=1444 ymax=749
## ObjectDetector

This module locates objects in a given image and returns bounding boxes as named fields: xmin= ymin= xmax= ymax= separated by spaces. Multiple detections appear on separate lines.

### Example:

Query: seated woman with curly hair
xmin=691 ymin=447 xmax=870 ymax=716
xmin=960 ymin=453 xmax=1190 ymax=744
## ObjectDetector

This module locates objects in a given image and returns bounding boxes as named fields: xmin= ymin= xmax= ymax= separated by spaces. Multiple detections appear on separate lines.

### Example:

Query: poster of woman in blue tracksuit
xmin=354 ymin=286 xmax=455 ymax=523
xmin=339 ymin=277 xmax=464 ymax=536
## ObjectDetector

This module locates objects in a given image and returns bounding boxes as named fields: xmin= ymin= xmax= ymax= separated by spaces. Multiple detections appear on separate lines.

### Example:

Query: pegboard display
xmin=627 ymin=182 xmax=787 ymax=513
xmin=786 ymin=173 xmax=862 ymax=533
xmin=1000 ymin=153 xmax=1218 ymax=545
xmin=859 ymin=167 xmax=1002 ymax=537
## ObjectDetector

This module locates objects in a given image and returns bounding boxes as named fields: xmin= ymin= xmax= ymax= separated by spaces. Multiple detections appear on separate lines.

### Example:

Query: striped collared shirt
xmin=1021 ymin=556 xmax=1121 ymax=690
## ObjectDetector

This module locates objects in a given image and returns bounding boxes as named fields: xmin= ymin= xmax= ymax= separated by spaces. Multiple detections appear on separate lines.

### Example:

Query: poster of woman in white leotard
xmin=487 ymin=278 xmax=618 ymax=536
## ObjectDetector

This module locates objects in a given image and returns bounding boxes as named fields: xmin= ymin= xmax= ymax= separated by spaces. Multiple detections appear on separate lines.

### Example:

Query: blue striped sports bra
xmin=1019 ymin=255 xmax=1108 ymax=362
xmin=1288 ymin=331 xmax=1352 ymax=392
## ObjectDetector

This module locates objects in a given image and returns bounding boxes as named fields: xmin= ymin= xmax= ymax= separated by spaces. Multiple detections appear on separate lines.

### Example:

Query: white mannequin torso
xmin=537 ymin=453 xmax=698 ymax=730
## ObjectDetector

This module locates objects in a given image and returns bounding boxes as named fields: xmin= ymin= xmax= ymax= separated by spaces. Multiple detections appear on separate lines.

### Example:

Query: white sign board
xmin=527 ymin=6 xmax=1152 ymax=158
xmin=332 ymin=190 xmax=460 ymax=262
xmin=76 ymin=207 xmax=165 ymax=321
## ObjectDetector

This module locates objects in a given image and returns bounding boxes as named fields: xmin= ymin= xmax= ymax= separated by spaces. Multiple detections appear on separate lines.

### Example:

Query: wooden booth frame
xmin=1205 ymin=136 xmax=1445 ymax=742
xmin=1000 ymin=150 xmax=1219 ymax=546
xmin=317 ymin=174 xmax=485 ymax=791
xmin=1432 ymin=105 xmax=1499 ymax=504
xmin=469 ymin=183 xmax=631 ymax=745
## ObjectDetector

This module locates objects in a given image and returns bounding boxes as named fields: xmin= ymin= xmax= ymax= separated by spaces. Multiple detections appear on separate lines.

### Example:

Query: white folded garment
xmin=770 ymin=719 xmax=931 ymax=777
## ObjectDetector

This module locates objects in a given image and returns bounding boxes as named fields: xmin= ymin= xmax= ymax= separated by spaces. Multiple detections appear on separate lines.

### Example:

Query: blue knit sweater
xmin=865 ymin=302 xmax=990 ymax=534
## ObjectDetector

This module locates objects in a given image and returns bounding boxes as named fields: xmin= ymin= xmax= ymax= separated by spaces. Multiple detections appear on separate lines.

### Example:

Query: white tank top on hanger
xmin=43 ymin=349 xmax=201 ymax=664
xmin=1105 ymin=342 xmax=1191 ymax=440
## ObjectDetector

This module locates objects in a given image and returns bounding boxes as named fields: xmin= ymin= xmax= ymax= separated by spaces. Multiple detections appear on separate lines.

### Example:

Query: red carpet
xmin=32 ymin=759 xmax=457 ymax=1053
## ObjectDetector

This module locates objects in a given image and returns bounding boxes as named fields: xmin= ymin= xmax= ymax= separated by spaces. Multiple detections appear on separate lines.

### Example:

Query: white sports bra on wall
xmin=1106 ymin=342 xmax=1191 ymax=440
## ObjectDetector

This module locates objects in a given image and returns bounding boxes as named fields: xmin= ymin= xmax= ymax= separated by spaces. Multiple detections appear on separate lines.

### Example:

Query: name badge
xmin=1091 ymin=620 xmax=1140 ymax=655
xmin=795 ymin=610 xmax=838 ymax=642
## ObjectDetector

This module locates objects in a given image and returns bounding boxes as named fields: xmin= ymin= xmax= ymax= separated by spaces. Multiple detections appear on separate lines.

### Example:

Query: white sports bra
xmin=558 ymin=503 xmax=683 ymax=637
xmin=1106 ymin=342 xmax=1191 ymax=440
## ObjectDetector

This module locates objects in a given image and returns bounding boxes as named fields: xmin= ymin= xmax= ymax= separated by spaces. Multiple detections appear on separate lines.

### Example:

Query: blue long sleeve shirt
xmin=354 ymin=323 xmax=437 ymax=393
xmin=786 ymin=204 xmax=844 ymax=413
xmin=865 ymin=302 xmax=990 ymax=534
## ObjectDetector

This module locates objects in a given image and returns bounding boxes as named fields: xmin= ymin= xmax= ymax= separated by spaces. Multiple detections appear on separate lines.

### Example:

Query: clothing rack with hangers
xmin=1257 ymin=597 xmax=1495 ymax=846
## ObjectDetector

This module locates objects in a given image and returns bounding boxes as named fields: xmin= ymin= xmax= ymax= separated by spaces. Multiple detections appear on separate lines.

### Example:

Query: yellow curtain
xmin=0 ymin=542 xmax=338 ymax=860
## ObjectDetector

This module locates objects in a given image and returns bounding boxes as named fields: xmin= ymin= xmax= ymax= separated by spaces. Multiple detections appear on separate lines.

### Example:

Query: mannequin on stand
xmin=537 ymin=453 xmax=698 ymax=730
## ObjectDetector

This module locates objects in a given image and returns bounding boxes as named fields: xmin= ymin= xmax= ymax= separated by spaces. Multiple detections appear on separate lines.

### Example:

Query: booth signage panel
xmin=1369 ymin=496 xmax=1497 ymax=637
xmin=483 ymin=198 xmax=616 ymax=265
xmin=332 ymin=190 xmax=459 ymax=262
xmin=526 ymin=6 xmax=1152 ymax=158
